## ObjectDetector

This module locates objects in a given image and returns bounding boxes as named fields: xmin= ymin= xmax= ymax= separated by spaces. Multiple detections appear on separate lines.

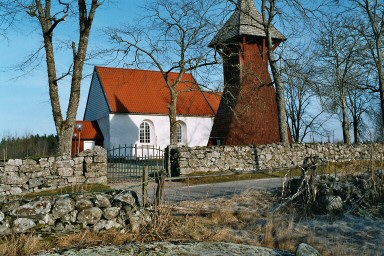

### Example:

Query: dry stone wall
xmin=0 ymin=146 xmax=107 ymax=196
xmin=0 ymin=189 xmax=151 ymax=235
xmin=171 ymin=143 xmax=384 ymax=175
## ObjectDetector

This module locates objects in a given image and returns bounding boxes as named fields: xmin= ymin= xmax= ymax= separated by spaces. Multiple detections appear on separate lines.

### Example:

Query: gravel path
xmin=110 ymin=177 xmax=284 ymax=203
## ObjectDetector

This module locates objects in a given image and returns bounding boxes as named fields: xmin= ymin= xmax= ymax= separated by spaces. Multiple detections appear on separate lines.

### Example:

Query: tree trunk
xmin=353 ymin=117 xmax=359 ymax=144
xmin=341 ymin=97 xmax=351 ymax=144
xmin=58 ymin=124 xmax=75 ymax=155
xmin=262 ymin=0 xmax=290 ymax=144
xmin=375 ymin=38 xmax=384 ymax=131
xmin=169 ymin=88 xmax=179 ymax=146
xmin=266 ymin=37 xmax=289 ymax=144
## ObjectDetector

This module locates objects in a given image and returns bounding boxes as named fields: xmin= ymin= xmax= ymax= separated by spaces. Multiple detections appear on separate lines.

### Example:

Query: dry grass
xmin=0 ymin=230 xmax=139 ymax=256
xmin=154 ymin=187 xmax=383 ymax=255
xmin=0 ymin=234 xmax=51 ymax=256
xmin=55 ymin=230 xmax=135 ymax=249
xmin=1 ymin=161 xmax=383 ymax=255
xmin=0 ymin=188 xmax=382 ymax=255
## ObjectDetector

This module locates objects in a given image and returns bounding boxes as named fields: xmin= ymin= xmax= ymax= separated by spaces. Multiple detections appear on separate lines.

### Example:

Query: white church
xmin=78 ymin=66 xmax=221 ymax=151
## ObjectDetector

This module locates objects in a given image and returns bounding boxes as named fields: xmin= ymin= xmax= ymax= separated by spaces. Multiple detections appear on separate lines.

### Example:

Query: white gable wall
xmin=97 ymin=116 xmax=110 ymax=149
xmin=84 ymin=73 xmax=110 ymax=121
xmin=108 ymin=113 xmax=214 ymax=149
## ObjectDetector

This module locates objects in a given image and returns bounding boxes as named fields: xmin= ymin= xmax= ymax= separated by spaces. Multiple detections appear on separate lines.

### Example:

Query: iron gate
xmin=107 ymin=144 xmax=165 ymax=181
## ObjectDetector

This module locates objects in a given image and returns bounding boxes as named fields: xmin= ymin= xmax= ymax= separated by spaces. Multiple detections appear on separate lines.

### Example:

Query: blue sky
xmin=0 ymin=0 xmax=346 ymax=142
xmin=0 ymin=1 xmax=140 ymax=138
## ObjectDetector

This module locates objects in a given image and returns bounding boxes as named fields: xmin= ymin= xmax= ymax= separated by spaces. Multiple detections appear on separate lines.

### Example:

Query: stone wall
xmin=0 ymin=146 xmax=107 ymax=196
xmin=171 ymin=143 xmax=384 ymax=175
xmin=0 ymin=190 xmax=151 ymax=235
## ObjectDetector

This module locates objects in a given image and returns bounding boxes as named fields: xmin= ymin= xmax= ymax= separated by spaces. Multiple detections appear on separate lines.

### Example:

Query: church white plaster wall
xmin=108 ymin=114 xmax=214 ymax=150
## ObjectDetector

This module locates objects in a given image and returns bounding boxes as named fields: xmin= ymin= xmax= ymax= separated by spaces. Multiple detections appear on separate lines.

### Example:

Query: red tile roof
xmin=202 ymin=91 xmax=222 ymax=115
xmin=73 ymin=121 xmax=103 ymax=140
xmin=95 ymin=66 xmax=220 ymax=116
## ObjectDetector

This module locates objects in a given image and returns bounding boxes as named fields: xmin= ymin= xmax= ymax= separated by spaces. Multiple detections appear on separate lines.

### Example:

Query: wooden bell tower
xmin=209 ymin=0 xmax=289 ymax=145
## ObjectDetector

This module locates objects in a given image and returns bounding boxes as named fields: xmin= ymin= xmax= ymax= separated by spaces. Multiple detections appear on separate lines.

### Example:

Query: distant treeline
xmin=0 ymin=134 xmax=58 ymax=160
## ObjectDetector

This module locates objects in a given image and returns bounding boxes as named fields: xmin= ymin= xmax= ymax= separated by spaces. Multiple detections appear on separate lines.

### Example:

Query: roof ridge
xmin=95 ymin=66 xmax=194 ymax=76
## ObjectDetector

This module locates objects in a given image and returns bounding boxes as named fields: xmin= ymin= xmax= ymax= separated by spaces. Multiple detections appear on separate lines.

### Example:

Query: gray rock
xmin=10 ymin=187 xmax=23 ymax=195
xmin=318 ymin=194 xmax=343 ymax=214
xmin=93 ymin=220 xmax=121 ymax=232
xmin=77 ymin=207 xmax=103 ymax=225
xmin=0 ymin=221 xmax=11 ymax=235
xmin=73 ymin=157 xmax=84 ymax=165
xmin=4 ymin=165 xmax=19 ymax=173
xmin=29 ymin=178 xmax=47 ymax=188
xmin=3 ymin=172 xmax=29 ymax=185
xmin=67 ymin=176 xmax=86 ymax=183
xmin=94 ymin=194 xmax=111 ymax=208
xmin=54 ymin=160 xmax=74 ymax=169
xmin=7 ymin=159 xmax=22 ymax=166
xmin=11 ymin=200 xmax=52 ymax=219
xmin=86 ymin=176 xmax=108 ymax=184
xmin=57 ymin=167 xmax=74 ymax=177
xmin=75 ymin=199 xmax=94 ymax=211
xmin=42 ymin=214 xmax=55 ymax=226
xmin=20 ymin=164 xmax=42 ymax=173
xmin=39 ymin=159 xmax=50 ymax=168
xmin=52 ymin=198 xmax=75 ymax=219
xmin=0 ymin=185 xmax=11 ymax=192
xmin=62 ymin=223 xmax=77 ymax=233
xmin=36 ymin=242 xmax=293 ymax=256
xmin=23 ymin=159 xmax=37 ymax=165
xmin=296 ymin=243 xmax=321 ymax=256
xmin=103 ymin=207 xmax=120 ymax=220
xmin=94 ymin=154 xmax=107 ymax=163
xmin=376 ymin=169 xmax=384 ymax=178
xmin=61 ymin=210 xmax=78 ymax=223
xmin=13 ymin=218 xmax=36 ymax=233
xmin=83 ymin=157 xmax=93 ymax=164
xmin=2 ymin=200 xmax=20 ymax=213
xmin=326 ymin=195 xmax=343 ymax=213
xmin=113 ymin=190 xmax=139 ymax=207
xmin=128 ymin=211 xmax=141 ymax=233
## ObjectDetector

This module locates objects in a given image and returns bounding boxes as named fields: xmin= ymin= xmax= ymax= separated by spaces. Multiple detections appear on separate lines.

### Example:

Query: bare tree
xmin=314 ymin=16 xmax=367 ymax=144
xmin=351 ymin=0 xmax=384 ymax=129
xmin=107 ymin=0 xmax=222 ymax=145
xmin=260 ymin=0 xmax=290 ymax=144
xmin=0 ymin=0 xmax=101 ymax=155
xmin=283 ymin=53 xmax=324 ymax=143
xmin=347 ymin=87 xmax=374 ymax=143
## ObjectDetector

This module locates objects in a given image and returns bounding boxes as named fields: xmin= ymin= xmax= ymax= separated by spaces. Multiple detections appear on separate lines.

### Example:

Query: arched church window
xmin=140 ymin=121 xmax=151 ymax=143
xmin=177 ymin=123 xmax=182 ymax=143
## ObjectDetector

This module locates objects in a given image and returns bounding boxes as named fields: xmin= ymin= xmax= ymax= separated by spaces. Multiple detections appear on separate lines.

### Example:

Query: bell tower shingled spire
xmin=209 ymin=0 xmax=290 ymax=145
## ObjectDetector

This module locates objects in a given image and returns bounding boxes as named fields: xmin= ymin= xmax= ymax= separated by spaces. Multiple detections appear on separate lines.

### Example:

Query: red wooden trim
xmin=262 ymin=38 xmax=266 ymax=61
xmin=272 ymin=42 xmax=281 ymax=51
